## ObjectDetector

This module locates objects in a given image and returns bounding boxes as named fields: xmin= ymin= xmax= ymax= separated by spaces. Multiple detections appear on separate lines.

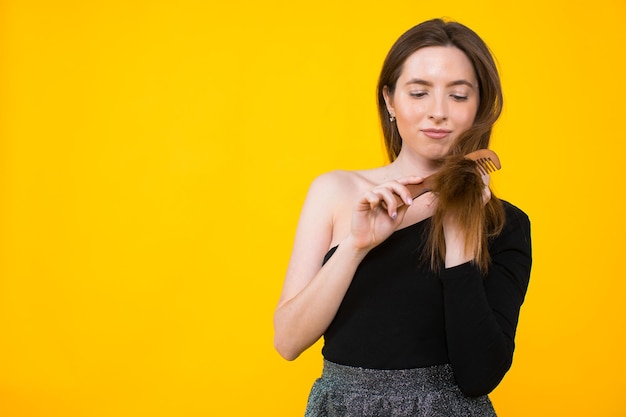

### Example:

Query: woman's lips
xmin=421 ymin=129 xmax=451 ymax=139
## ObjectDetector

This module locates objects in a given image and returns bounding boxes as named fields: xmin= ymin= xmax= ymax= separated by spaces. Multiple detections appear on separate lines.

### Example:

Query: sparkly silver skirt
xmin=305 ymin=360 xmax=496 ymax=417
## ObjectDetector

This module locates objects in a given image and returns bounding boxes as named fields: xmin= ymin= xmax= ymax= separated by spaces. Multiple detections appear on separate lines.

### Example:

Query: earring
xmin=389 ymin=115 xmax=395 ymax=122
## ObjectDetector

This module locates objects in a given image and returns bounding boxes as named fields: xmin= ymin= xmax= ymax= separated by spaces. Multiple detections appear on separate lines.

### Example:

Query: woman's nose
xmin=428 ymin=98 xmax=448 ymax=122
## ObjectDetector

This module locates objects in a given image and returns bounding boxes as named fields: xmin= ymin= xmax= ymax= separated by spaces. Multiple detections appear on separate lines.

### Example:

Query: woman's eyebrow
xmin=448 ymin=79 xmax=476 ymax=88
xmin=405 ymin=78 xmax=433 ymax=86
xmin=405 ymin=78 xmax=476 ymax=88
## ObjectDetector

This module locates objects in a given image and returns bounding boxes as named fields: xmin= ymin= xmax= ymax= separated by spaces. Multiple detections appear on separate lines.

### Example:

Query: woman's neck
xmin=389 ymin=151 xmax=442 ymax=179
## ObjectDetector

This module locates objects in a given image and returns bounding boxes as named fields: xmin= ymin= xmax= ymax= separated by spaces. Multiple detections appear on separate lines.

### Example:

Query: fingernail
xmin=391 ymin=212 xmax=397 ymax=220
xmin=406 ymin=197 xmax=413 ymax=206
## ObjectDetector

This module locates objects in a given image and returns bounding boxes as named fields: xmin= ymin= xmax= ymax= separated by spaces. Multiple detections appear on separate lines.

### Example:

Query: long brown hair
xmin=376 ymin=19 xmax=505 ymax=273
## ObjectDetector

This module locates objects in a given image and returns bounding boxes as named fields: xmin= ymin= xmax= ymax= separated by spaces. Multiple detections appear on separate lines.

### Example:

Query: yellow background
xmin=1 ymin=1 xmax=625 ymax=416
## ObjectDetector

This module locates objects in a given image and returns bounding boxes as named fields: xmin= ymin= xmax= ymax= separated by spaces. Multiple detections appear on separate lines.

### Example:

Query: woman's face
xmin=384 ymin=46 xmax=479 ymax=163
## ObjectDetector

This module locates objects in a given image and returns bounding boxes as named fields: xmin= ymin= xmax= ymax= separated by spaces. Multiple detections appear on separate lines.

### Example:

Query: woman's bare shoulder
xmin=301 ymin=169 xmax=380 ymax=216
xmin=303 ymin=168 xmax=386 ymax=245
xmin=309 ymin=168 xmax=382 ymax=196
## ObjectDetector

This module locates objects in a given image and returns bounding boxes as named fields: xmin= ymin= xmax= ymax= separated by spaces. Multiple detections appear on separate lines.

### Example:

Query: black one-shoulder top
xmin=321 ymin=200 xmax=532 ymax=396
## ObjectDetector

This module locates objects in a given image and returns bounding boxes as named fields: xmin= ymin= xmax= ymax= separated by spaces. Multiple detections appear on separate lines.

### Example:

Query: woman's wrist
xmin=341 ymin=235 xmax=373 ymax=261
xmin=443 ymin=216 xmax=473 ymax=268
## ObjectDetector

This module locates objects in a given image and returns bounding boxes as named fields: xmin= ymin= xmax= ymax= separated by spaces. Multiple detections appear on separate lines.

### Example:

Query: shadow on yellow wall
xmin=1 ymin=1 xmax=625 ymax=416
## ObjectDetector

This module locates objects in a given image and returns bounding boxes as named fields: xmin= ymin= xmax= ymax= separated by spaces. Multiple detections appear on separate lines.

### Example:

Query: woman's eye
xmin=451 ymin=94 xmax=468 ymax=101
xmin=409 ymin=92 xmax=427 ymax=98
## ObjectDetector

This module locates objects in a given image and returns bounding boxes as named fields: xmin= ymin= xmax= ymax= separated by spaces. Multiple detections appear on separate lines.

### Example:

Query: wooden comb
xmin=402 ymin=149 xmax=501 ymax=202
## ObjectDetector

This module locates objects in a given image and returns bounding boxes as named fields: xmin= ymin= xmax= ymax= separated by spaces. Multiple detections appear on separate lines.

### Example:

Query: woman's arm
xmin=273 ymin=172 xmax=421 ymax=360
xmin=441 ymin=202 xmax=532 ymax=396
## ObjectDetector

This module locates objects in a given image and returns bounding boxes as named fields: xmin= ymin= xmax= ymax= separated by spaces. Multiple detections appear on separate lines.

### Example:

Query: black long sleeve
xmin=440 ymin=202 xmax=532 ymax=396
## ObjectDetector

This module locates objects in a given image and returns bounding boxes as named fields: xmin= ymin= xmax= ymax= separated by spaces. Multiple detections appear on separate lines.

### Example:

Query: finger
xmin=382 ymin=180 xmax=416 ymax=207
xmin=396 ymin=175 xmax=425 ymax=185
xmin=481 ymin=174 xmax=492 ymax=205
xmin=360 ymin=189 xmax=393 ymax=213
xmin=362 ymin=186 xmax=405 ymax=220
xmin=374 ymin=184 xmax=416 ymax=217
xmin=481 ymin=173 xmax=490 ymax=187
xmin=357 ymin=191 xmax=383 ymax=212
xmin=371 ymin=188 xmax=402 ymax=219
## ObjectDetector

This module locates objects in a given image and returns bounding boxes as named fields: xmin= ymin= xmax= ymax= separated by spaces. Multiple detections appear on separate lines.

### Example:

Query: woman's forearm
xmin=273 ymin=239 xmax=368 ymax=361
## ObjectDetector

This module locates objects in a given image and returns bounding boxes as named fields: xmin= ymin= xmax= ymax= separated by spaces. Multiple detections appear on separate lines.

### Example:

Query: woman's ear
xmin=382 ymin=86 xmax=395 ymax=118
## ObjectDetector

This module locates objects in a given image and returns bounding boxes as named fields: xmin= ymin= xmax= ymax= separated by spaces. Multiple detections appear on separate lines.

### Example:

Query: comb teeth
xmin=465 ymin=149 xmax=502 ymax=173
xmin=476 ymin=157 xmax=498 ymax=175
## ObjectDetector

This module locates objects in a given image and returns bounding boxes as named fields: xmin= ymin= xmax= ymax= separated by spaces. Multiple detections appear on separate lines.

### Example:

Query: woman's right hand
xmin=349 ymin=176 xmax=425 ymax=250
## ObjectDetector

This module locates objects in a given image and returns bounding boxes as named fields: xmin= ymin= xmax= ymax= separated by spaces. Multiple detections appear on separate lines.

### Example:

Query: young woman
xmin=274 ymin=18 xmax=532 ymax=416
